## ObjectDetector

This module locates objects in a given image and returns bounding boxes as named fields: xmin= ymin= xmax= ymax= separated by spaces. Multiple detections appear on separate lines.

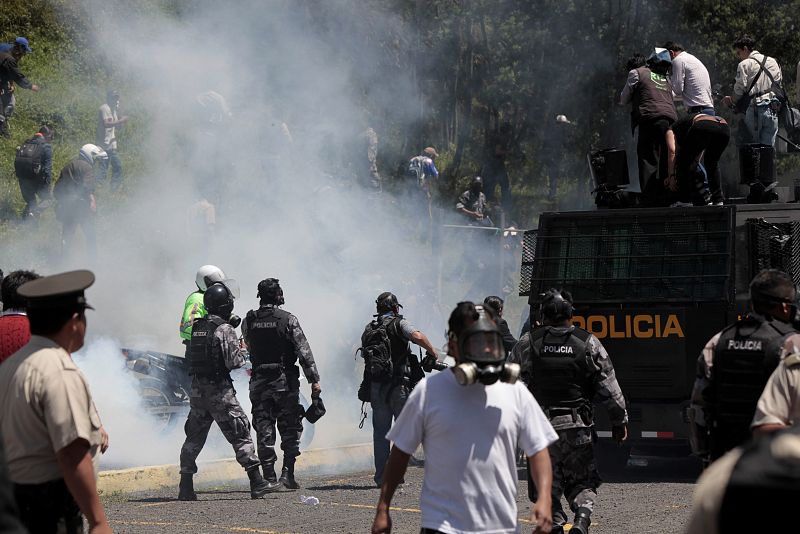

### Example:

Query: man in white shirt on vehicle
xmin=371 ymin=301 xmax=557 ymax=534
xmin=663 ymin=41 xmax=715 ymax=116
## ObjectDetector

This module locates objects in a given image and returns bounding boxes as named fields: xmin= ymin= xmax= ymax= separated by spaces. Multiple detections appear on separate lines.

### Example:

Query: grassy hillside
xmin=0 ymin=0 xmax=146 ymax=230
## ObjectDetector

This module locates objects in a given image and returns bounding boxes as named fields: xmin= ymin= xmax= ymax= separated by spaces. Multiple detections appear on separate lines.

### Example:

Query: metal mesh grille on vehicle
xmin=747 ymin=219 xmax=800 ymax=288
xmin=520 ymin=208 xmax=734 ymax=303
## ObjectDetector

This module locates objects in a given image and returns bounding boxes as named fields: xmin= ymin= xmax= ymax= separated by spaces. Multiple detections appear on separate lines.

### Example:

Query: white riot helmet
xmin=79 ymin=144 xmax=107 ymax=164
xmin=195 ymin=265 xmax=226 ymax=291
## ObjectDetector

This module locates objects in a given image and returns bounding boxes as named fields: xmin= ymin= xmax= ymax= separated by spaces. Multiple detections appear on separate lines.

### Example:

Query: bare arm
xmin=753 ymin=422 xmax=787 ymax=435
xmin=528 ymin=448 xmax=553 ymax=534
xmin=372 ymin=446 xmax=411 ymax=534
xmin=410 ymin=330 xmax=437 ymax=356
xmin=56 ymin=439 xmax=111 ymax=533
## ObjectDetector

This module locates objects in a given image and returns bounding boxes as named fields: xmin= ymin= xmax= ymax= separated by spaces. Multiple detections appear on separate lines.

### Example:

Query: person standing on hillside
xmin=0 ymin=37 xmax=39 ymax=138
xmin=95 ymin=89 xmax=128 ymax=191
xmin=14 ymin=125 xmax=54 ymax=220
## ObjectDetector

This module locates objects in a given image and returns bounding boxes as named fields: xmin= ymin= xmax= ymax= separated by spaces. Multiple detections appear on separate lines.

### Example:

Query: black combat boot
xmin=178 ymin=473 xmax=197 ymax=501
xmin=262 ymin=463 xmax=278 ymax=484
xmin=279 ymin=464 xmax=300 ymax=489
xmin=570 ymin=506 xmax=592 ymax=534
xmin=248 ymin=467 xmax=280 ymax=499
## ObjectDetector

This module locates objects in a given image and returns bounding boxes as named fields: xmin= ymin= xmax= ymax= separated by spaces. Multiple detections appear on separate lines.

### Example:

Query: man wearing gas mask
xmin=690 ymin=269 xmax=797 ymax=463
xmin=243 ymin=278 xmax=321 ymax=490
xmin=179 ymin=282 xmax=278 ymax=501
xmin=372 ymin=302 xmax=557 ymax=534
xmin=510 ymin=289 xmax=628 ymax=534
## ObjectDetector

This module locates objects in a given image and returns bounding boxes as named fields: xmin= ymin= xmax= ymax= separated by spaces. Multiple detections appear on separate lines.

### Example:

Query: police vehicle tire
xmin=595 ymin=439 xmax=631 ymax=474
xmin=138 ymin=377 xmax=189 ymax=433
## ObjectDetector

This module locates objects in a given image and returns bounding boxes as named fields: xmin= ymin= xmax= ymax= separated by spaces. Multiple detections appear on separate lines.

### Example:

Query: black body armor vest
xmin=188 ymin=315 xmax=228 ymax=378
xmin=710 ymin=317 xmax=793 ymax=455
xmin=529 ymin=326 xmax=593 ymax=411
xmin=719 ymin=426 xmax=800 ymax=531
xmin=246 ymin=306 xmax=295 ymax=373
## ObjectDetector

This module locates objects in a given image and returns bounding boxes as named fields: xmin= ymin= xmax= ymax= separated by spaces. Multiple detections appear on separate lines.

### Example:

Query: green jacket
xmin=180 ymin=291 xmax=206 ymax=341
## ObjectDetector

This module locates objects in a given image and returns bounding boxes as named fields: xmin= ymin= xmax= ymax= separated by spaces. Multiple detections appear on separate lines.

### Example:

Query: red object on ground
xmin=0 ymin=314 xmax=31 ymax=364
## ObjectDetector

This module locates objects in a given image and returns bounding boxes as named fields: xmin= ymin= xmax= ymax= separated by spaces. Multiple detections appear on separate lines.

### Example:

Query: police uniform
xmin=0 ymin=270 xmax=104 ymax=533
xmin=243 ymin=304 xmax=320 ymax=481
xmin=685 ymin=424 xmax=800 ymax=534
xmin=751 ymin=333 xmax=800 ymax=430
xmin=510 ymin=325 xmax=628 ymax=530
xmin=690 ymin=313 xmax=794 ymax=460
xmin=179 ymin=314 xmax=261 ymax=475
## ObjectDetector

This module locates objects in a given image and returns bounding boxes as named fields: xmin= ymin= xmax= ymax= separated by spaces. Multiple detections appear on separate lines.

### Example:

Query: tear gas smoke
xmin=1 ymin=0 xmax=481 ymax=470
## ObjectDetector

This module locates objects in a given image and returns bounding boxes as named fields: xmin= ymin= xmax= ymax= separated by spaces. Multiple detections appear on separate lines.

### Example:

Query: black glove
xmin=422 ymin=351 xmax=447 ymax=372
xmin=612 ymin=424 xmax=628 ymax=444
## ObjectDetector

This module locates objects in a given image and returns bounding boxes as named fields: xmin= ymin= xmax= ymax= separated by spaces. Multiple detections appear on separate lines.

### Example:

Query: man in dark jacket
xmin=53 ymin=144 xmax=105 ymax=260
xmin=484 ymin=296 xmax=517 ymax=356
xmin=619 ymin=49 xmax=678 ymax=207
xmin=15 ymin=125 xmax=54 ymax=219
xmin=0 ymin=37 xmax=39 ymax=137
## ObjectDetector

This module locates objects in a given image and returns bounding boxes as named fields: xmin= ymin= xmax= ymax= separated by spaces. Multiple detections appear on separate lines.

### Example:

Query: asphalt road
xmin=104 ymin=457 xmax=700 ymax=534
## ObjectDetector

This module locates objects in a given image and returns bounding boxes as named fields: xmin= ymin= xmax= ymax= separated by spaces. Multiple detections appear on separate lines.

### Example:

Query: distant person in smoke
xmin=53 ymin=144 xmax=107 ymax=262
xmin=0 ymin=270 xmax=41 ymax=364
xmin=360 ymin=125 xmax=382 ymax=191
xmin=456 ymin=176 xmax=491 ymax=226
xmin=481 ymin=123 xmax=514 ymax=213
xmin=179 ymin=265 xmax=229 ymax=354
xmin=14 ymin=125 xmax=54 ymax=220
xmin=0 ymin=37 xmax=39 ymax=138
xmin=483 ymin=296 xmax=517 ymax=357
xmin=663 ymin=41 xmax=715 ymax=116
xmin=242 ymin=278 xmax=322 ymax=489
xmin=95 ymin=88 xmax=128 ymax=191
xmin=619 ymin=48 xmax=678 ymax=207
xmin=407 ymin=147 xmax=440 ymax=241
xmin=0 ymin=270 xmax=111 ymax=534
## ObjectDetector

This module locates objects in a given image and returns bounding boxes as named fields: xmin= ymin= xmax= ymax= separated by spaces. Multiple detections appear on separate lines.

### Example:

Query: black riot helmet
xmin=258 ymin=278 xmax=285 ymax=305
xmin=204 ymin=282 xmax=234 ymax=319
xmin=376 ymin=292 xmax=402 ymax=314
xmin=539 ymin=288 xmax=574 ymax=324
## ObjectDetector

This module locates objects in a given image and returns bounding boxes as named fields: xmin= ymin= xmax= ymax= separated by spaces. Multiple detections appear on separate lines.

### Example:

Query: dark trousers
xmin=371 ymin=381 xmax=408 ymax=485
xmin=677 ymin=120 xmax=730 ymax=204
xmin=17 ymin=176 xmax=51 ymax=217
xmin=60 ymin=210 xmax=97 ymax=261
xmin=14 ymin=479 xmax=83 ymax=534
xmin=482 ymin=158 xmax=512 ymax=212
xmin=250 ymin=387 xmax=304 ymax=467
xmin=637 ymin=118 xmax=673 ymax=207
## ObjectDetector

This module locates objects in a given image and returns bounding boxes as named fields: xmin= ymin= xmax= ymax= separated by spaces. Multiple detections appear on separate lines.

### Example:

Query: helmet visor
xmin=462 ymin=331 xmax=505 ymax=363
xmin=222 ymin=278 xmax=241 ymax=299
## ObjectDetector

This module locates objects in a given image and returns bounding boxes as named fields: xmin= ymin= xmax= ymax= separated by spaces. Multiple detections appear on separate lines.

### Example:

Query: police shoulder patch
xmin=783 ymin=353 xmax=800 ymax=368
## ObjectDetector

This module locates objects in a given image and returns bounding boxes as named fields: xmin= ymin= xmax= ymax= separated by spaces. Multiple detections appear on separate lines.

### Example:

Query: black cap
xmin=18 ymin=270 xmax=95 ymax=310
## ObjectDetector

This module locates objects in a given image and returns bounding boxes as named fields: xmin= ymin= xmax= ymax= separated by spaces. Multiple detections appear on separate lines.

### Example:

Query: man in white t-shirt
xmin=371 ymin=302 xmax=557 ymax=534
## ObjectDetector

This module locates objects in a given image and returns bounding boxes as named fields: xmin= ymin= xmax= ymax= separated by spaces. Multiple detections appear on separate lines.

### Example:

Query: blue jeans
xmin=95 ymin=149 xmax=123 ymax=188
xmin=371 ymin=381 xmax=408 ymax=485
xmin=742 ymin=103 xmax=779 ymax=146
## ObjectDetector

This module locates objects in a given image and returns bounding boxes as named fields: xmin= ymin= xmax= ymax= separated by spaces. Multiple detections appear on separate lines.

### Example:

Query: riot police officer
xmin=690 ymin=269 xmax=797 ymax=463
xmin=510 ymin=289 xmax=628 ymax=534
xmin=243 ymin=278 xmax=321 ymax=489
xmin=178 ymin=282 xmax=277 ymax=500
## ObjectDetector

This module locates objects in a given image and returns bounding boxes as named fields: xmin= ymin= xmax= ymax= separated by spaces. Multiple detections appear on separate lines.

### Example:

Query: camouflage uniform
xmin=243 ymin=306 xmax=320 ymax=471
xmin=510 ymin=327 xmax=628 ymax=528
xmin=179 ymin=321 xmax=260 ymax=474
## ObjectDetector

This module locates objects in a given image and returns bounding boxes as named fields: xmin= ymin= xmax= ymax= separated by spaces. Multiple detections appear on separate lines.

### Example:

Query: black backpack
xmin=358 ymin=316 xmax=399 ymax=383
xmin=14 ymin=138 xmax=45 ymax=181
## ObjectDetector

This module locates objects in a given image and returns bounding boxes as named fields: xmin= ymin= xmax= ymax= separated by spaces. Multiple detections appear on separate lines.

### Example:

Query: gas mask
xmin=453 ymin=315 xmax=520 ymax=386
xmin=228 ymin=314 xmax=242 ymax=329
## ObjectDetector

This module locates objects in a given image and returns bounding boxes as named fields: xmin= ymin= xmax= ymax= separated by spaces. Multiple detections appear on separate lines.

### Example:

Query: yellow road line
xmin=327 ymin=501 xmax=421 ymax=513
xmin=138 ymin=502 xmax=170 ymax=508
xmin=110 ymin=519 xmax=297 ymax=534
